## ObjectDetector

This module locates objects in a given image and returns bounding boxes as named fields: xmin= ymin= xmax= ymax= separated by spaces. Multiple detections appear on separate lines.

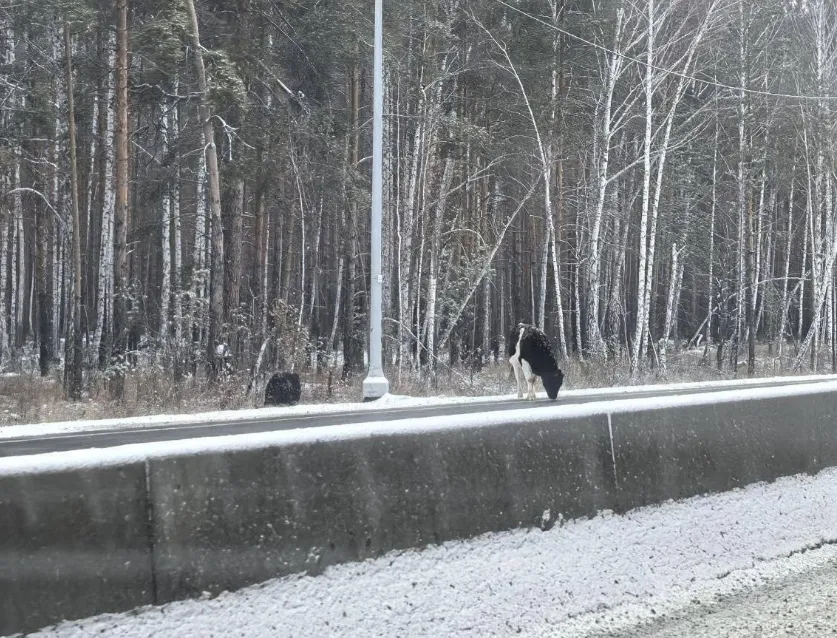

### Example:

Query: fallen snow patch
xmin=23 ymin=467 xmax=837 ymax=638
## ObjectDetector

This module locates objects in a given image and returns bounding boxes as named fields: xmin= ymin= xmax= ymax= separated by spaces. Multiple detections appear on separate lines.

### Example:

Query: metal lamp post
xmin=362 ymin=0 xmax=389 ymax=401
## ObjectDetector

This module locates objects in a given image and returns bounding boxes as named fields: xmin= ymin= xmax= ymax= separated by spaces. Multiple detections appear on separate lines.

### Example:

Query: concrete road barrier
xmin=148 ymin=413 xmax=613 ymax=602
xmin=3 ymin=381 xmax=837 ymax=635
xmin=609 ymin=391 xmax=837 ymax=512
xmin=0 ymin=463 xmax=154 ymax=636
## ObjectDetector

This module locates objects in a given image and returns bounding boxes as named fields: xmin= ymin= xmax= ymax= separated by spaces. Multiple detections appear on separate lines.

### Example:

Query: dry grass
xmin=0 ymin=344 xmax=824 ymax=427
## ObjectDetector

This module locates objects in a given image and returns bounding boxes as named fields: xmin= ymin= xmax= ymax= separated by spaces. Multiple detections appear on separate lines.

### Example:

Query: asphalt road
xmin=602 ymin=555 xmax=837 ymax=637
xmin=0 ymin=377 xmax=831 ymax=458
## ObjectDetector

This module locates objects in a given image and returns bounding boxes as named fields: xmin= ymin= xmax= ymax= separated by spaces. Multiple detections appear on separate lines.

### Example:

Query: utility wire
xmin=495 ymin=0 xmax=837 ymax=102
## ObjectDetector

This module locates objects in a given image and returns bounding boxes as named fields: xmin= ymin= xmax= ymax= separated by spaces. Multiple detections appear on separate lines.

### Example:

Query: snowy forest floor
xmin=0 ymin=342 xmax=821 ymax=427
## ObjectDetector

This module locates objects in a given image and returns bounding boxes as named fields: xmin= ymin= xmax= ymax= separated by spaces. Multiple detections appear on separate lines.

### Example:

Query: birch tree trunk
xmin=634 ymin=1 xmax=715 ymax=371
xmin=660 ymin=243 xmax=684 ymax=372
xmin=11 ymin=156 xmax=22 ymax=352
xmin=631 ymin=0 xmax=656 ymax=371
xmin=587 ymin=9 xmax=626 ymax=361
xmin=92 ymin=38 xmax=115 ymax=367
xmin=778 ymin=170 xmax=795 ymax=362
xmin=170 ymin=93 xmax=183 ymax=350
xmin=160 ymin=110 xmax=172 ymax=349
xmin=36 ymin=175 xmax=51 ymax=375
xmin=64 ymin=23 xmax=84 ymax=400
xmin=426 ymin=156 xmax=455 ymax=371
xmin=0 ymin=203 xmax=8 ymax=366
xmin=190 ymin=143 xmax=208 ymax=351
xmin=51 ymin=87 xmax=63 ymax=356
xmin=342 ymin=63 xmax=365 ymax=378
xmin=223 ymin=178 xmax=244 ymax=331
xmin=184 ymin=0 xmax=225 ymax=377
xmin=606 ymin=206 xmax=630 ymax=359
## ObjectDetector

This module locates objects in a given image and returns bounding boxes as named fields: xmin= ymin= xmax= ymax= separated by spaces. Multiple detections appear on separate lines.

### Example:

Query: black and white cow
xmin=507 ymin=323 xmax=564 ymax=400
xmin=264 ymin=372 xmax=301 ymax=406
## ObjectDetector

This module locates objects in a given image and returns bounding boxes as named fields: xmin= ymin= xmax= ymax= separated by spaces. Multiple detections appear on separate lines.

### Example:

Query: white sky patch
xmin=1 ymin=373 xmax=835 ymax=442
xmin=23 ymin=467 xmax=837 ymax=638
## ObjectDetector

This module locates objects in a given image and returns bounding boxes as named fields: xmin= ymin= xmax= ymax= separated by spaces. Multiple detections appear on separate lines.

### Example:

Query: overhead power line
xmin=494 ymin=0 xmax=837 ymax=102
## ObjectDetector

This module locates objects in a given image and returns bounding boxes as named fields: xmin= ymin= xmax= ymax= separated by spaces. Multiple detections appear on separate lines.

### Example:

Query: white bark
xmin=292 ymin=157 xmax=306 ymax=329
xmin=548 ymin=0 xmax=568 ymax=358
xmin=426 ymin=156 xmax=455 ymax=368
xmin=305 ymin=198 xmax=323 ymax=331
xmin=15 ymin=207 xmax=24 ymax=344
xmin=799 ymin=205 xmax=809 ymax=341
xmin=169 ymin=87 xmax=183 ymax=348
xmin=795 ymin=0 xmax=835 ymax=369
xmin=705 ymin=129 xmax=718 ymax=358
xmin=52 ymin=50 xmax=64 ymax=353
xmin=573 ymin=239 xmax=584 ymax=361
xmin=11 ymin=158 xmax=22 ymax=348
xmin=755 ymin=184 xmax=775 ymax=336
xmin=191 ymin=134 xmax=208 ymax=345
xmin=92 ymin=39 xmax=116 ymax=359
xmin=660 ymin=242 xmax=684 ymax=372
xmin=588 ymin=8 xmax=626 ymax=360
xmin=633 ymin=0 xmax=715 ymax=371
xmin=632 ymin=0 xmax=655 ymax=371
xmin=327 ymin=256 xmax=344 ymax=368
xmin=778 ymin=170 xmax=796 ymax=361
xmin=399 ymin=75 xmax=425 ymax=368
xmin=160 ymin=109 xmax=172 ymax=347
xmin=0 ymin=202 xmax=8 ymax=363
xmin=85 ymin=88 xmax=98 ymax=299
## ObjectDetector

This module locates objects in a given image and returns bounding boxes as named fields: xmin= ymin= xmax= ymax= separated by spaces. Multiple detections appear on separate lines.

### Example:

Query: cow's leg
xmin=522 ymin=359 xmax=536 ymax=400
xmin=509 ymin=355 xmax=524 ymax=398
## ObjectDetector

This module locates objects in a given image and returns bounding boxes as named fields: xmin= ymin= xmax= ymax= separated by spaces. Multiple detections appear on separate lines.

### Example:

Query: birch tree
xmin=183 ymin=0 xmax=225 ymax=376
xmin=64 ymin=22 xmax=83 ymax=399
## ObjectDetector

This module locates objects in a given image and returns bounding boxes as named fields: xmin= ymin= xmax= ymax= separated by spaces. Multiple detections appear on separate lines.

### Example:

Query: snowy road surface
xmin=22 ymin=467 xmax=837 ymax=638
xmin=599 ymin=553 xmax=837 ymax=637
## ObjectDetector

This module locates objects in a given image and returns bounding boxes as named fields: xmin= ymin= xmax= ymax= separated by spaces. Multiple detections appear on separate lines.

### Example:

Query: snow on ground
xmin=4 ymin=379 xmax=837 ymax=478
xmin=22 ymin=467 xmax=837 ymax=638
xmin=1 ymin=373 xmax=835 ymax=441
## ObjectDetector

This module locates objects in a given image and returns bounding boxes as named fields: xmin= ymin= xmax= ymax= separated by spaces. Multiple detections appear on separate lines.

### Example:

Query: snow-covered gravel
xmin=21 ymin=467 xmax=837 ymax=638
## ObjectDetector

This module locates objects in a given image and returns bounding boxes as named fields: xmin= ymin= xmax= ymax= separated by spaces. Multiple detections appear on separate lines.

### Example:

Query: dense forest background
xmin=1 ymin=0 xmax=836 ymax=411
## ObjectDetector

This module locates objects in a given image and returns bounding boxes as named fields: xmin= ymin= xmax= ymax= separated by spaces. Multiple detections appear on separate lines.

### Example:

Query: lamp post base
xmin=362 ymin=375 xmax=389 ymax=401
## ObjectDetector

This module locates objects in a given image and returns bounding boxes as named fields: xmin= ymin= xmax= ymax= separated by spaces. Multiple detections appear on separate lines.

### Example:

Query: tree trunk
xmin=660 ymin=243 xmax=684 ymax=372
xmin=160 ymin=108 xmax=172 ymax=349
xmin=426 ymin=156 xmax=455 ymax=371
xmin=170 ymin=91 xmax=183 ymax=351
xmin=254 ymin=178 xmax=268 ymax=336
xmin=777 ymin=170 xmax=796 ymax=362
xmin=92 ymin=36 xmax=115 ymax=367
xmin=223 ymin=178 xmax=244 ymax=329
xmin=64 ymin=23 xmax=84 ymax=400
xmin=632 ymin=0 xmax=656 ymax=372
xmin=0 ymin=208 xmax=8 ymax=366
xmin=190 ymin=139 xmax=208 ymax=353
xmin=184 ymin=0 xmax=225 ymax=377
xmin=343 ymin=63 xmax=364 ymax=378
xmin=113 ymin=0 xmax=129 ymax=376
xmin=36 ymin=184 xmax=52 ymax=376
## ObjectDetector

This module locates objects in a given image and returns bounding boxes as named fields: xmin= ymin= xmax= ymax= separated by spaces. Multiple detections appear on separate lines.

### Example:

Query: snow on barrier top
xmin=1 ymin=373 xmax=836 ymax=442
xmin=3 ymin=377 xmax=837 ymax=477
